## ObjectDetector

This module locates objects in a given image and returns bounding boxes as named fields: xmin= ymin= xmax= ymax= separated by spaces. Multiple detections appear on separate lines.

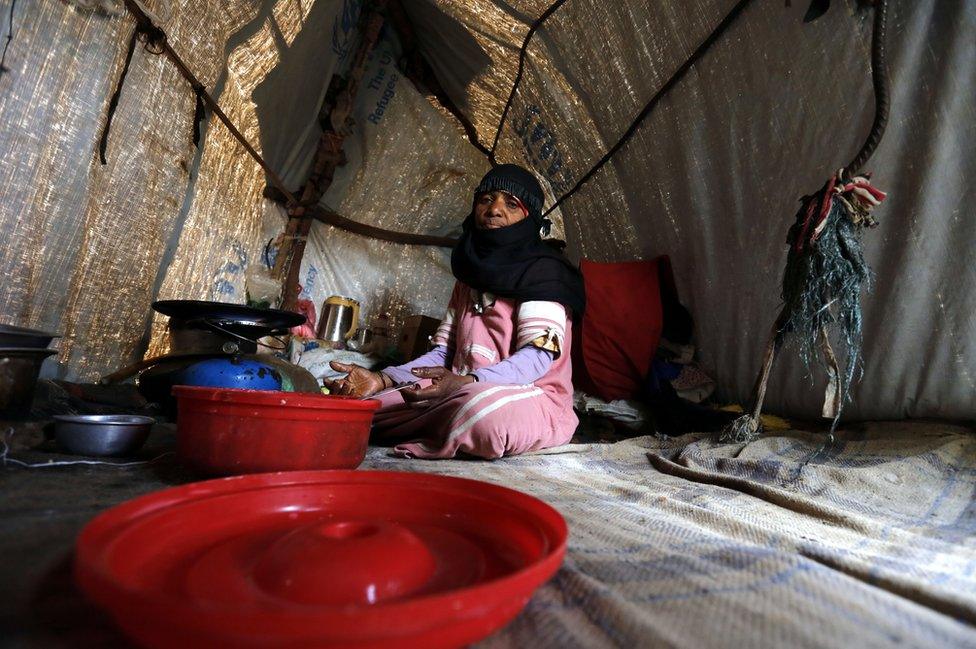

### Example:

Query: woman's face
xmin=474 ymin=191 xmax=529 ymax=229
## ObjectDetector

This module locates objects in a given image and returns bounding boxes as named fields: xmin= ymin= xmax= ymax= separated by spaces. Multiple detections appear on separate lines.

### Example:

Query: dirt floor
xmin=0 ymin=420 xmax=187 ymax=647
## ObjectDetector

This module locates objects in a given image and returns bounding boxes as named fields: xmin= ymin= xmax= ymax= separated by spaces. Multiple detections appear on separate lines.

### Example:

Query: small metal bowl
xmin=53 ymin=415 xmax=154 ymax=457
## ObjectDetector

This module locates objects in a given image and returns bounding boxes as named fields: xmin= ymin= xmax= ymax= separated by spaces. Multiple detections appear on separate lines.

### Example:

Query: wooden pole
xmin=278 ymin=2 xmax=388 ymax=311
xmin=121 ymin=0 xmax=307 ymax=291
xmin=261 ymin=188 xmax=458 ymax=248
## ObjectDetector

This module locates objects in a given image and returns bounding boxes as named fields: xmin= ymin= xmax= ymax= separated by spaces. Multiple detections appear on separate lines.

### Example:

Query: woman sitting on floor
xmin=325 ymin=164 xmax=585 ymax=459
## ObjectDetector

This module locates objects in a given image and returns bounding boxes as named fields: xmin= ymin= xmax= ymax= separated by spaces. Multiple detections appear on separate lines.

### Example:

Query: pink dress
xmin=372 ymin=282 xmax=578 ymax=459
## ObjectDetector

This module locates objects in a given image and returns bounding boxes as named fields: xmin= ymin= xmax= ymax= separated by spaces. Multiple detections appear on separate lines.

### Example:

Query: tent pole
xmin=117 ymin=0 xmax=457 ymax=313
xmin=260 ymin=188 xmax=458 ymax=249
xmin=277 ymin=1 xmax=388 ymax=311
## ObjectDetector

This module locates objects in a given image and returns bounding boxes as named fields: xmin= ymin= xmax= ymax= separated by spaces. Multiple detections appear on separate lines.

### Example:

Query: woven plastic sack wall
xmin=145 ymin=0 xmax=343 ymax=358
xmin=149 ymin=0 xmax=489 ymax=352
xmin=403 ymin=0 xmax=976 ymax=420
xmin=0 ymin=0 xmax=289 ymax=379
xmin=286 ymin=24 xmax=489 ymax=337
xmin=0 ymin=0 xmax=499 ymax=375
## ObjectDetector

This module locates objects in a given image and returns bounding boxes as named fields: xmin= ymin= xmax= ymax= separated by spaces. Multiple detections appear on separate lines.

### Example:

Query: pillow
xmin=572 ymin=256 xmax=676 ymax=401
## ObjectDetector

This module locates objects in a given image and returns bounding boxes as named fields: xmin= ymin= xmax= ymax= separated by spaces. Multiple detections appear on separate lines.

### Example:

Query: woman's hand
xmin=402 ymin=366 xmax=475 ymax=403
xmin=324 ymin=361 xmax=390 ymax=397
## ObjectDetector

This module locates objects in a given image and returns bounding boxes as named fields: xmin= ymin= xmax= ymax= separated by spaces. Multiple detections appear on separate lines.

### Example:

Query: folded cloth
xmin=573 ymin=391 xmax=650 ymax=430
xmin=293 ymin=347 xmax=381 ymax=383
xmin=671 ymin=363 xmax=716 ymax=403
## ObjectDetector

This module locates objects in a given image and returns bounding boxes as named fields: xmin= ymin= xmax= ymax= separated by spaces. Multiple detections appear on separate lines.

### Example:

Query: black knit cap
xmin=475 ymin=164 xmax=545 ymax=222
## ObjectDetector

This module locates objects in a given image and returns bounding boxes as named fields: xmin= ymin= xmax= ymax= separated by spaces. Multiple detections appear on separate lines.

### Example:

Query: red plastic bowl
xmin=74 ymin=470 xmax=568 ymax=648
xmin=173 ymin=386 xmax=380 ymax=475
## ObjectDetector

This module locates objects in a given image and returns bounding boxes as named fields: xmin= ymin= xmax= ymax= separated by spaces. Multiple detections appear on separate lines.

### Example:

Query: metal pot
xmin=347 ymin=327 xmax=373 ymax=351
xmin=154 ymin=300 xmax=305 ymax=353
xmin=168 ymin=326 xmax=251 ymax=354
xmin=0 ymin=348 xmax=58 ymax=414
xmin=316 ymin=296 xmax=360 ymax=343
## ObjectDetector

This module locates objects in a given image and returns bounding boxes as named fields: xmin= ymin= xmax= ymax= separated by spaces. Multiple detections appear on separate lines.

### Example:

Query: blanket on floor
xmin=362 ymin=421 xmax=976 ymax=648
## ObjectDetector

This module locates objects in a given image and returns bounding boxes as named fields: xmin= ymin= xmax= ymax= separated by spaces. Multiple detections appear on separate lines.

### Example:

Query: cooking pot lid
xmin=152 ymin=300 xmax=305 ymax=334
xmin=75 ymin=470 xmax=567 ymax=647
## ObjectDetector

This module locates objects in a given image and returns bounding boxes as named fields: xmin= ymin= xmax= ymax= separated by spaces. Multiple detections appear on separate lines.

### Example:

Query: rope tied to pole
xmin=723 ymin=0 xmax=891 ymax=444
xmin=844 ymin=0 xmax=890 ymax=179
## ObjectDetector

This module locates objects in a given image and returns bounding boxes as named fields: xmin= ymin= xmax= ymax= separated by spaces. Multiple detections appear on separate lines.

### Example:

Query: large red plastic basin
xmin=74 ymin=470 xmax=568 ymax=648
xmin=173 ymin=386 xmax=380 ymax=475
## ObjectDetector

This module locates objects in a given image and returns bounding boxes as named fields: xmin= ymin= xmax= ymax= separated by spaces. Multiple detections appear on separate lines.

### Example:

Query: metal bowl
xmin=53 ymin=415 xmax=154 ymax=457
xmin=0 ymin=324 xmax=59 ymax=349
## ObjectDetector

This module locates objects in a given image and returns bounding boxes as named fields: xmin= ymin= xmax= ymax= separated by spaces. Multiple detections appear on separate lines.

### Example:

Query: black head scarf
xmin=451 ymin=165 xmax=586 ymax=318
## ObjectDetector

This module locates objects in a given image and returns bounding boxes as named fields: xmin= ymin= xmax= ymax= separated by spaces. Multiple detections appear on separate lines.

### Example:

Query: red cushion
xmin=572 ymin=256 xmax=674 ymax=401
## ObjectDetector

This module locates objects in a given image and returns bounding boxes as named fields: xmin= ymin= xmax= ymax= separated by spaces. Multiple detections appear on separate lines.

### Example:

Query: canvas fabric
xmin=398 ymin=0 xmax=976 ymax=421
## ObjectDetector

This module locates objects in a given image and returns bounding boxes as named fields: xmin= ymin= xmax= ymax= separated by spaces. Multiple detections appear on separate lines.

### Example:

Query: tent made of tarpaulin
xmin=0 ymin=0 xmax=973 ymax=422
